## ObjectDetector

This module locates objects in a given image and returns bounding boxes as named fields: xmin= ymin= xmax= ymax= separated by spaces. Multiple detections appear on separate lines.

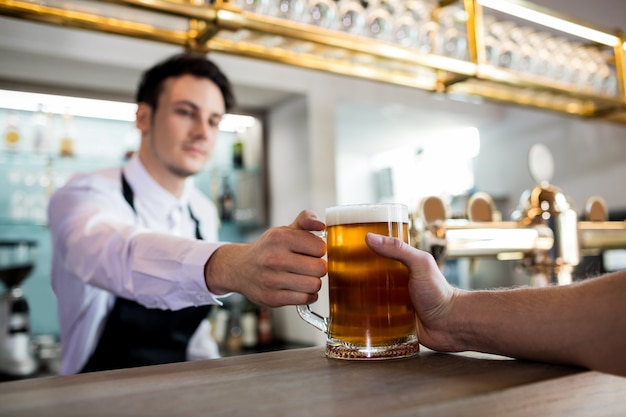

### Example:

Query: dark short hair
xmin=135 ymin=53 xmax=236 ymax=112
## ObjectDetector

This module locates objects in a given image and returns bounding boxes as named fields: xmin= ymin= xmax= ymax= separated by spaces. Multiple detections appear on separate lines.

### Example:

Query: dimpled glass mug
xmin=298 ymin=203 xmax=419 ymax=360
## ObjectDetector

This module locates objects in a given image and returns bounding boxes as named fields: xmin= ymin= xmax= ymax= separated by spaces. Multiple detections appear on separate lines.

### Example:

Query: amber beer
xmin=325 ymin=203 xmax=419 ymax=359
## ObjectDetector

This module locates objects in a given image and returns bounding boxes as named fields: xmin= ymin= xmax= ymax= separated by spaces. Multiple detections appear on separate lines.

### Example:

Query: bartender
xmin=48 ymin=53 xmax=327 ymax=375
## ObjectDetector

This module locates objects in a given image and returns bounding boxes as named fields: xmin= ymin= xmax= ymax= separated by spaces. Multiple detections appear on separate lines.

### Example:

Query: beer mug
xmin=298 ymin=203 xmax=419 ymax=360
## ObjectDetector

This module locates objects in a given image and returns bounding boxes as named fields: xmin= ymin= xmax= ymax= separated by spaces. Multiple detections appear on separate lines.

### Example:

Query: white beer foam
xmin=326 ymin=204 xmax=408 ymax=226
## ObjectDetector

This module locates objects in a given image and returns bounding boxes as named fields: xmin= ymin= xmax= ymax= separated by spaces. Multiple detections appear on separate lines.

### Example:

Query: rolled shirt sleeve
xmin=130 ymin=235 xmax=225 ymax=309
xmin=49 ymin=167 xmax=226 ymax=311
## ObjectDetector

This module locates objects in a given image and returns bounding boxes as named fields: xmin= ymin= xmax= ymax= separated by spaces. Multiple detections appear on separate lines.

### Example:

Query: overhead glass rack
xmin=0 ymin=0 xmax=624 ymax=122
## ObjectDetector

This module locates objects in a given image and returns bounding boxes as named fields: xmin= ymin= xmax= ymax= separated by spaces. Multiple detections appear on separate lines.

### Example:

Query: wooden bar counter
xmin=0 ymin=346 xmax=625 ymax=416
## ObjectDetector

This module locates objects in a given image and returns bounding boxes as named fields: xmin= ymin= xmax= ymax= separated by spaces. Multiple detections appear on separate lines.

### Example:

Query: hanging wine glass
xmin=364 ymin=0 xmax=395 ymax=42
xmin=233 ymin=0 xmax=271 ymax=14
xmin=336 ymin=0 xmax=366 ymax=36
xmin=306 ymin=0 xmax=339 ymax=29
xmin=268 ymin=0 xmax=307 ymax=22
xmin=588 ymin=48 xmax=617 ymax=96
xmin=391 ymin=2 xmax=419 ymax=47
xmin=415 ymin=21 xmax=439 ymax=54
xmin=435 ymin=4 xmax=468 ymax=60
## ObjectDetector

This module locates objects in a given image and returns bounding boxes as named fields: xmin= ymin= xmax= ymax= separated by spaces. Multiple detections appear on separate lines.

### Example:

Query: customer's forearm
xmin=454 ymin=286 xmax=584 ymax=366
xmin=453 ymin=271 xmax=626 ymax=375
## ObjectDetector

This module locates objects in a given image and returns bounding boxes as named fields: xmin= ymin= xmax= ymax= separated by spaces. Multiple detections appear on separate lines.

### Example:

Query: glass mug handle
xmin=296 ymin=304 xmax=328 ymax=333
xmin=297 ymin=229 xmax=329 ymax=333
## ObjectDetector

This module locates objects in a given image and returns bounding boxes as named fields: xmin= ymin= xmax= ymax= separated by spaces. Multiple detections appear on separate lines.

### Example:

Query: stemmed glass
xmin=336 ymin=0 xmax=366 ymax=36
xmin=364 ymin=0 xmax=395 ymax=42
xmin=435 ymin=3 xmax=469 ymax=60
xmin=268 ymin=0 xmax=307 ymax=22
xmin=391 ymin=2 xmax=419 ymax=48
xmin=306 ymin=0 xmax=338 ymax=29
xmin=232 ymin=0 xmax=271 ymax=14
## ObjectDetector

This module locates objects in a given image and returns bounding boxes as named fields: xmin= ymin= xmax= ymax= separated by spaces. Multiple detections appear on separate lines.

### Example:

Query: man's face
xmin=137 ymin=74 xmax=225 ymax=181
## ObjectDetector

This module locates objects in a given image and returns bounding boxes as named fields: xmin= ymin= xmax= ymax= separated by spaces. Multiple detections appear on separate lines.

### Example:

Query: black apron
xmin=81 ymin=172 xmax=211 ymax=373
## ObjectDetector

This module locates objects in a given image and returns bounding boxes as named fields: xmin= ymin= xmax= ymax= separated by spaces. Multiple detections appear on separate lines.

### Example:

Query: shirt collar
xmin=123 ymin=154 xmax=192 ymax=218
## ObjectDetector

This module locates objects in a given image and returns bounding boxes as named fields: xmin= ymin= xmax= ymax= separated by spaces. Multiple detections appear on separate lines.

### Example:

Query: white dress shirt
xmin=48 ymin=154 xmax=225 ymax=375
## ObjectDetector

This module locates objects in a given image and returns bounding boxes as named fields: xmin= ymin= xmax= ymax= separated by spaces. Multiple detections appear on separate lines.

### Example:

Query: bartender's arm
xmin=365 ymin=233 xmax=626 ymax=377
xmin=49 ymin=174 xmax=326 ymax=310
xmin=205 ymin=210 xmax=327 ymax=307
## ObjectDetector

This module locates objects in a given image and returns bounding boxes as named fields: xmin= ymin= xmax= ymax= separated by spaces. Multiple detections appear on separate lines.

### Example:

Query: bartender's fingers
xmin=274 ymin=251 xmax=327 ymax=278
xmin=205 ymin=214 xmax=326 ymax=304
xmin=262 ymin=227 xmax=326 ymax=259
xmin=288 ymin=209 xmax=326 ymax=232
xmin=211 ymin=263 xmax=324 ymax=307
xmin=251 ymin=278 xmax=322 ymax=308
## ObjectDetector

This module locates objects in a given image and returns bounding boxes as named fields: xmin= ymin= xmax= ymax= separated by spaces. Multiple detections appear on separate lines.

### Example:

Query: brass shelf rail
xmin=0 ymin=0 xmax=625 ymax=122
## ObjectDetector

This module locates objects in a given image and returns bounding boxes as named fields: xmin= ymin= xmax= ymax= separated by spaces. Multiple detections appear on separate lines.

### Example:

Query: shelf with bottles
xmin=210 ymin=292 xmax=313 ymax=357
xmin=197 ymin=124 xmax=268 ymax=233
xmin=221 ymin=168 xmax=264 ymax=216
xmin=0 ymin=146 xmax=129 ymax=226
xmin=1 ymin=104 xmax=137 ymax=160
xmin=0 ymin=149 xmax=126 ymax=167
xmin=208 ymin=294 xmax=279 ymax=357
xmin=0 ymin=154 xmax=128 ymax=226
xmin=1 ymin=105 xmax=136 ymax=226
xmin=2 ymin=101 xmax=267 ymax=231
xmin=195 ymin=166 xmax=267 ymax=235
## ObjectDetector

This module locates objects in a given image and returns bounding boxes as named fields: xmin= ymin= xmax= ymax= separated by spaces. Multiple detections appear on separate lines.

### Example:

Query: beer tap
xmin=410 ymin=143 xmax=626 ymax=287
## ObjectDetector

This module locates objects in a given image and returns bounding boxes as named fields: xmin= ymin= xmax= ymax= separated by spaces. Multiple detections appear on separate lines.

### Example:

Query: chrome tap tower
xmin=411 ymin=144 xmax=626 ymax=286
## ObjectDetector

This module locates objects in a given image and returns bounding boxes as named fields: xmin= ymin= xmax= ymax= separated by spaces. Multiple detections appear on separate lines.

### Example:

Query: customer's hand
xmin=204 ymin=210 xmax=327 ymax=307
xmin=365 ymin=233 xmax=464 ymax=352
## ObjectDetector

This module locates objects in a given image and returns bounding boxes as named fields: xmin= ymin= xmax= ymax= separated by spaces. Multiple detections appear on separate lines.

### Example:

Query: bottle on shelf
xmin=224 ymin=293 xmax=248 ymax=354
xmin=257 ymin=307 xmax=273 ymax=346
xmin=226 ymin=308 xmax=243 ymax=353
xmin=218 ymin=176 xmax=235 ymax=222
xmin=45 ymin=111 xmax=56 ymax=157
xmin=58 ymin=109 xmax=75 ymax=157
xmin=232 ymin=133 xmax=245 ymax=169
xmin=4 ymin=110 xmax=21 ymax=152
xmin=210 ymin=306 xmax=230 ymax=348
xmin=31 ymin=104 xmax=47 ymax=153
xmin=240 ymin=300 xmax=259 ymax=349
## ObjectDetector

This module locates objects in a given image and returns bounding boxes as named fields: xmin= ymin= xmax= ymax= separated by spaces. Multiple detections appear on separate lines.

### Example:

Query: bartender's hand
xmin=204 ymin=210 xmax=327 ymax=308
xmin=365 ymin=233 xmax=465 ymax=352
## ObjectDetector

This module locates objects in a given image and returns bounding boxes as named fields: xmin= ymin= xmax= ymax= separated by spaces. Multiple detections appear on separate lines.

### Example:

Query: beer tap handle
xmin=466 ymin=192 xmax=497 ymax=276
xmin=418 ymin=196 xmax=449 ymax=269
xmin=420 ymin=195 xmax=449 ymax=223
xmin=583 ymin=196 xmax=608 ymax=222
xmin=467 ymin=191 xmax=499 ymax=222
xmin=528 ymin=143 xmax=554 ymax=187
